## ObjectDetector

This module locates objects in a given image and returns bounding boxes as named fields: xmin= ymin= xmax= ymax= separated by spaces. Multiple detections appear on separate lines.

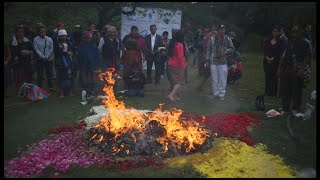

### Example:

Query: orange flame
xmin=92 ymin=68 xmax=210 ymax=153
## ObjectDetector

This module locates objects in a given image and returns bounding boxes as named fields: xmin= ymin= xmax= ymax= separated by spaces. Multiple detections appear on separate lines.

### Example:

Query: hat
xmin=217 ymin=24 xmax=225 ymax=30
xmin=74 ymin=25 xmax=81 ymax=28
xmin=58 ymin=29 xmax=68 ymax=36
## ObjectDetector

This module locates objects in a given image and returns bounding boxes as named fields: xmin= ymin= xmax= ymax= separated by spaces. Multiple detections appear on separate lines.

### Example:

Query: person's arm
xmin=98 ymin=37 xmax=104 ymax=52
xmin=46 ymin=38 xmax=54 ymax=60
xmin=225 ymin=37 xmax=235 ymax=56
xmin=206 ymin=37 xmax=213 ymax=61
xmin=158 ymin=35 xmax=164 ymax=48
xmin=176 ymin=43 xmax=186 ymax=68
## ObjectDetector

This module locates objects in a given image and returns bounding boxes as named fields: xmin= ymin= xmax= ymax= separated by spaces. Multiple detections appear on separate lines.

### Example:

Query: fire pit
xmin=84 ymin=69 xmax=213 ymax=158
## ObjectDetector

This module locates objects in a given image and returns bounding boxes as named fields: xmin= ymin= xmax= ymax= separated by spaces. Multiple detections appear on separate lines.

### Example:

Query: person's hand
xmin=67 ymin=51 xmax=73 ymax=56
xmin=20 ymin=50 xmax=28 ymax=56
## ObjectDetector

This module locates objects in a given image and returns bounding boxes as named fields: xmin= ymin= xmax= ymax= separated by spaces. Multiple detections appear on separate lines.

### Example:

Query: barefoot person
xmin=167 ymin=30 xmax=187 ymax=102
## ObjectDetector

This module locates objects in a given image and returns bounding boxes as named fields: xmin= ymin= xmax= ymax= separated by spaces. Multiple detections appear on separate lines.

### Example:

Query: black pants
xmin=280 ymin=69 xmax=303 ymax=112
xmin=146 ymin=54 xmax=161 ymax=82
xmin=264 ymin=62 xmax=278 ymax=96
xmin=37 ymin=61 xmax=53 ymax=88
xmin=159 ymin=54 xmax=167 ymax=76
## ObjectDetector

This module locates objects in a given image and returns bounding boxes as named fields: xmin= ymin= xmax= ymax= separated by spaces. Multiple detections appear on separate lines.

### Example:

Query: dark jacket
xmin=144 ymin=33 xmax=163 ymax=58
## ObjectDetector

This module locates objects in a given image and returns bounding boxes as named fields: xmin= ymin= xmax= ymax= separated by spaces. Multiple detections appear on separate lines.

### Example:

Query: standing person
xmin=121 ymin=38 xmax=143 ymax=88
xmin=193 ymin=29 xmax=202 ymax=68
xmin=206 ymin=24 xmax=234 ymax=101
xmin=78 ymin=31 xmax=99 ymax=100
xmin=10 ymin=25 xmax=34 ymax=91
xmin=304 ymin=25 xmax=312 ymax=45
xmin=195 ymin=28 xmax=212 ymax=91
xmin=123 ymin=26 xmax=147 ymax=59
xmin=278 ymin=25 xmax=312 ymax=114
xmin=279 ymin=25 xmax=289 ymax=51
xmin=88 ymin=23 xmax=100 ymax=46
xmin=54 ymin=29 xmax=74 ymax=98
xmin=167 ymin=30 xmax=187 ymax=102
xmin=263 ymin=26 xmax=283 ymax=97
xmin=159 ymin=31 xmax=169 ymax=79
xmin=98 ymin=25 xmax=120 ymax=71
xmin=4 ymin=44 xmax=12 ymax=94
xmin=166 ymin=28 xmax=179 ymax=91
xmin=72 ymin=25 xmax=82 ymax=79
xmin=23 ymin=19 xmax=36 ymax=43
xmin=33 ymin=25 xmax=54 ymax=90
xmin=51 ymin=21 xmax=66 ymax=80
xmin=144 ymin=24 xmax=163 ymax=84
xmin=227 ymin=31 xmax=242 ymax=84
xmin=73 ymin=25 xmax=82 ymax=48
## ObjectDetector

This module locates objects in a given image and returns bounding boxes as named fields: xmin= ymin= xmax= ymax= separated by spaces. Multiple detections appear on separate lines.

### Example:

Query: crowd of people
xmin=3 ymin=19 xmax=315 ymax=114
xmin=262 ymin=25 xmax=313 ymax=114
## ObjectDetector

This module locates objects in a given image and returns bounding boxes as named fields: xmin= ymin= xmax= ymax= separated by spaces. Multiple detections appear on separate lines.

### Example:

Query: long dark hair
xmin=167 ymin=30 xmax=186 ymax=57
xmin=271 ymin=25 xmax=280 ymax=41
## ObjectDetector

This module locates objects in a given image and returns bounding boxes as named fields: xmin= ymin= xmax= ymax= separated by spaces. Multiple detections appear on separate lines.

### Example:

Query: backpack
xmin=255 ymin=95 xmax=266 ymax=111
xmin=18 ymin=83 xmax=50 ymax=101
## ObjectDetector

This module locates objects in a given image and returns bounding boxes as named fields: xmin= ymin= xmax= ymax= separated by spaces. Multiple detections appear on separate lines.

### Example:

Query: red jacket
xmin=168 ymin=42 xmax=186 ymax=69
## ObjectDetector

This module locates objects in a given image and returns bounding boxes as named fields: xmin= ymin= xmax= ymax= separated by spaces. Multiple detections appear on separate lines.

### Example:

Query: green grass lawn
xmin=4 ymin=52 xmax=317 ymax=177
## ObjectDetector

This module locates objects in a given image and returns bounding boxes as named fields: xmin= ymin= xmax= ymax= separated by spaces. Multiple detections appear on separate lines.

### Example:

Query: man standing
xmin=279 ymin=25 xmax=289 ymax=53
xmin=193 ymin=29 xmax=202 ymax=68
xmin=144 ymin=24 xmax=163 ymax=84
xmin=206 ymin=24 xmax=234 ymax=101
xmin=23 ymin=19 xmax=36 ymax=42
xmin=278 ymin=25 xmax=312 ymax=114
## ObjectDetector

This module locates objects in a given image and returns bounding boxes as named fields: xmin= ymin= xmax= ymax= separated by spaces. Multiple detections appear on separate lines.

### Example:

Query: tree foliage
xmin=4 ymin=2 xmax=316 ymax=46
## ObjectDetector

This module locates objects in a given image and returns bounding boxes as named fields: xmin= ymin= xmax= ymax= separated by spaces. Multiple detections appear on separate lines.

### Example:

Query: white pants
xmin=210 ymin=64 xmax=228 ymax=97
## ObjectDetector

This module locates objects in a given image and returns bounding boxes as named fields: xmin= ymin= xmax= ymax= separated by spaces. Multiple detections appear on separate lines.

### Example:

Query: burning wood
xmin=84 ymin=68 xmax=213 ymax=158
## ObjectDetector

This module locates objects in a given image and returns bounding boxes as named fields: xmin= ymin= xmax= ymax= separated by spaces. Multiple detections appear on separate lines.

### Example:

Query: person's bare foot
xmin=167 ymin=95 xmax=176 ymax=103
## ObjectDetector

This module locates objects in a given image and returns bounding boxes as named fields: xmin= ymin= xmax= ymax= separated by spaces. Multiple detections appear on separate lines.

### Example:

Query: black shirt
xmin=284 ymin=38 xmax=311 ymax=66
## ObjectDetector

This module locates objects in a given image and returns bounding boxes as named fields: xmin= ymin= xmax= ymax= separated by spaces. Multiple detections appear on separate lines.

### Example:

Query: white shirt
xmin=151 ymin=34 xmax=156 ymax=51
xmin=98 ymin=37 xmax=105 ymax=52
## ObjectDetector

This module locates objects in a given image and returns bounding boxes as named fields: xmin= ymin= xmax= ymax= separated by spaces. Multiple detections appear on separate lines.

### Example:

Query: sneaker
xmin=219 ymin=96 xmax=225 ymax=101
xmin=81 ymin=101 xmax=88 ymax=105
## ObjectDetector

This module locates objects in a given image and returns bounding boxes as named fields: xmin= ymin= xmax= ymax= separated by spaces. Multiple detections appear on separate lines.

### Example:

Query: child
xmin=54 ymin=29 xmax=74 ymax=98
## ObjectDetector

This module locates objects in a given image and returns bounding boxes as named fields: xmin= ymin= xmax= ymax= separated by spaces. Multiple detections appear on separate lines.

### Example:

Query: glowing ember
xmin=87 ymin=68 xmax=212 ymax=157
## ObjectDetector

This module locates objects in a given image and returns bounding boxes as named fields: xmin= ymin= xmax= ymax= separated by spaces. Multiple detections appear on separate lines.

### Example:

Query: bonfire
xmin=84 ymin=68 xmax=213 ymax=157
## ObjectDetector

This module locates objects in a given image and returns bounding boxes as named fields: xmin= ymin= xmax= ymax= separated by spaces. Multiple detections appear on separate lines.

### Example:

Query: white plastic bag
xmin=266 ymin=109 xmax=281 ymax=118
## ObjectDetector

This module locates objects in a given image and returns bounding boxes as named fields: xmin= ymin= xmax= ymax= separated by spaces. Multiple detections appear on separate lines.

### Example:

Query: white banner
xmin=121 ymin=7 xmax=182 ymax=40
